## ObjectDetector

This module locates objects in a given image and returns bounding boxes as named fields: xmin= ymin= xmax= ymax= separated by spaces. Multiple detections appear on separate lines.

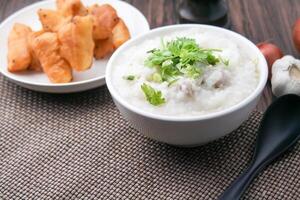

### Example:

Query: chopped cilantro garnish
xmin=123 ymin=75 xmax=136 ymax=81
xmin=167 ymin=79 xmax=178 ymax=87
xmin=141 ymin=83 xmax=165 ymax=106
xmin=223 ymin=59 xmax=230 ymax=66
xmin=219 ymin=56 xmax=230 ymax=66
xmin=145 ymin=37 xmax=225 ymax=82
xmin=181 ymin=64 xmax=202 ymax=79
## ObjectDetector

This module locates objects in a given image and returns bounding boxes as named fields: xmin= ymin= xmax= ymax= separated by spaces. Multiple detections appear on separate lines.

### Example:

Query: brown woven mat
xmin=0 ymin=76 xmax=300 ymax=200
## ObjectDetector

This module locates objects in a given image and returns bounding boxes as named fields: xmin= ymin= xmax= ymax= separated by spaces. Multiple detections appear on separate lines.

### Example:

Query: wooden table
xmin=1 ymin=0 xmax=299 ymax=112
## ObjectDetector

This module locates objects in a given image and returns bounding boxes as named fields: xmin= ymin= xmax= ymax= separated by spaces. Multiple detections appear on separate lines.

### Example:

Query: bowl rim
xmin=106 ymin=24 xmax=268 ymax=122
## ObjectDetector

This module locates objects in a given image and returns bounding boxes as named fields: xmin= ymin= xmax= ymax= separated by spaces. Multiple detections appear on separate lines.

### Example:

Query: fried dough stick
xmin=38 ymin=9 xmax=70 ymax=32
xmin=58 ymin=15 xmax=94 ymax=71
xmin=56 ymin=0 xmax=87 ymax=17
xmin=31 ymin=32 xmax=72 ymax=83
xmin=94 ymin=36 xmax=114 ymax=59
xmin=28 ymin=31 xmax=44 ymax=72
xmin=112 ymin=19 xmax=130 ymax=49
xmin=88 ymin=4 xmax=119 ymax=40
xmin=94 ymin=19 xmax=131 ymax=59
xmin=7 ymin=23 xmax=32 ymax=72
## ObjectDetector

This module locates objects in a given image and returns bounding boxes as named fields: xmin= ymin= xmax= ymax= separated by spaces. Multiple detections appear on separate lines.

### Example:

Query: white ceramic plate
xmin=0 ymin=0 xmax=149 ymax=93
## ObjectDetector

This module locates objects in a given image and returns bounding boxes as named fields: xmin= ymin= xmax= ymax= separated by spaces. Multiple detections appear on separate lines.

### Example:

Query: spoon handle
xmin=218 ymin=164 xmax=261 ymax=200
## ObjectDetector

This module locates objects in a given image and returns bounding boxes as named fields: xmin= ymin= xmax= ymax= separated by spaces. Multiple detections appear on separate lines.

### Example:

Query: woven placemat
xmin=0 ymin=76 xmax=300 ymax=200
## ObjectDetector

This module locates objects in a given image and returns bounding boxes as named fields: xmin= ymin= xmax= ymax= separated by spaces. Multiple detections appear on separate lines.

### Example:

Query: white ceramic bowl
xmin=106 ymin=24 xmax=268 ymax=146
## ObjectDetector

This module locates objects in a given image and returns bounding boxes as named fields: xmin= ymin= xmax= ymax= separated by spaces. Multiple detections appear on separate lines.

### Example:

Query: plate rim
xmin=0 ymin=0 xmax=150 ymax=89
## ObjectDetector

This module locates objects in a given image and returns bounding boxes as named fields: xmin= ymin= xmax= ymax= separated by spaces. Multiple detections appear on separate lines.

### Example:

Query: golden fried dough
xmin=28 ymin=31 xmax=45 ymax=72
xmin=56 ymin=0 xmax=87 ymax=17
xmin=28 ymin=54 xmax=42 ymax=72
xmin=7 ymin=1 xmax=130 ymax=83
xmin=58 ymin=15 xmax=94 ymax=71
xmin=88 ymin=4 xmax=119 ymax=40
xmin=7 ymin=23 xmax=32 ymax=72
xmin=38 ymin=9 xmax=70 ymax=32
xmin=94 ymin=36 xmax=115 ymax=59
xmin=112 ymin=19 xmax=130 ymax=49
xmin=31 ymin=32 xmax=72 ymax=83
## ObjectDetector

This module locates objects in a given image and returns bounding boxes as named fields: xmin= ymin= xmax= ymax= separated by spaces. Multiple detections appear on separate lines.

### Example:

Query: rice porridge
xmin=111 ymin=29 xmax=260 ymax=116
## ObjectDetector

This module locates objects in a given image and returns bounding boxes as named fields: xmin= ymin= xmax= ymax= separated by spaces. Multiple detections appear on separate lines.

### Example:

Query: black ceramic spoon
xmin=218 ymin=94 xmax=300 ymax=200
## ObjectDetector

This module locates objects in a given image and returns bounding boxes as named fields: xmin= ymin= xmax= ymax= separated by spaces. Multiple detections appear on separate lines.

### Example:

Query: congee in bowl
xmin=106 ymin=25 xmax=268 ymax=146
xmin=111 ymin=29 xmax=259 ymax=117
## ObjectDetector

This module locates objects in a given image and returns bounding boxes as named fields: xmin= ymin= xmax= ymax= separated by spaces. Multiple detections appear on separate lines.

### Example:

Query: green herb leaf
xmin=123 ymin=75 xmax=136 ymax=81
xmin=167 ymin=78 xmax=179 ymax=87
xmin=141 ymin=83 xmax=166 ymax=106
xmin=145 ymin=37 xmax=226 ymax=82
xmin=219 ymin=56 xmax=230 ymax=66
xmin=206 ymin=53 xmax=220 ymax=65
xmin=184 ymin=64 xmax=202 ymax=79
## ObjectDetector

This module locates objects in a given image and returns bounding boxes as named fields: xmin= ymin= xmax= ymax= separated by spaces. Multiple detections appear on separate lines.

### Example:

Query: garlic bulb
xmin=272 ymin=55 xmax=300 ymax=97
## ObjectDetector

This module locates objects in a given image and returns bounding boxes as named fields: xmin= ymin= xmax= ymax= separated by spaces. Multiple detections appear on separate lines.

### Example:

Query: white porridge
xmin=111 ymin=29 xmax=260 ymax=116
